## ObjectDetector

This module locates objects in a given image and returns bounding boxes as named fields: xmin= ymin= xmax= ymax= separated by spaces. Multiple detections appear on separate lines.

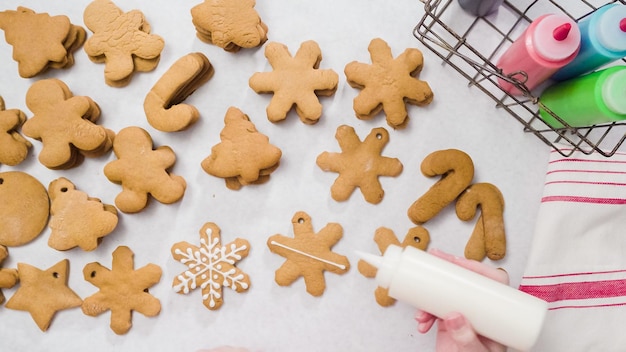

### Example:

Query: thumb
xmin=443 ymin=313 xmax=488 ymax=352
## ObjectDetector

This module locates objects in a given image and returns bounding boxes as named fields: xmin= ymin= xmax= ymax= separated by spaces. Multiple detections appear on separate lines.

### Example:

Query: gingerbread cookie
xmin=249 ymin=41 xmax=338 ymax=124
xmin=0 ymin=7 xmax=85 ymax=78
xmin=408 ymin=149 xmax=474 ymax=224
xmin=144 ymin=52 xmax=214 ymax=132
xmin=358 ymin=226 xmax=430 ymax=306
xmin=0 ymin=96 xmax=30 ymax=166
xmin=104 ymin=126 xmax=186 ymax=213
xmin=22 ymin=79 xmax=114 ymax=170
xmin=344 ymin=38 xmax=433 ymax=128
xmin=172 ymin=222 xmax=251 ymax=310
xmin=267 ymin=211 xmax=350 ymax=296
xmin=201 ymin=107 xmax=281 ymax=190
xmin=0 ymin=171 xmax=50 ymax=247
xmin=82 ymin=246 xmax=162 ymax=335
xmin=83 ymin=0 xmax=165 ymax=87
xmin=456 ymin=182 xmax=506 ymax=261
xmin=191 ymin=0 xmax=268 ymax=52
xmin=316 ymin=125 xmax=403 ymax=204
xmin=0 ymin=246 xmax=18 ymax=305
xmin=6 ymin=259 xmax=82 ymax=331
xmin=48 ymin=177 xmax=118 ymax=251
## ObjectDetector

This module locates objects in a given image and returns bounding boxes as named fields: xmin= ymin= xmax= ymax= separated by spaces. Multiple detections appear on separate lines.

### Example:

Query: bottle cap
xmin=602 ymin=68 xmax=626 ymax=115
xmin=532 ymin=14 xmax=581 ymax=61
xmin=597 ymin=4 xmax=626 ymax=53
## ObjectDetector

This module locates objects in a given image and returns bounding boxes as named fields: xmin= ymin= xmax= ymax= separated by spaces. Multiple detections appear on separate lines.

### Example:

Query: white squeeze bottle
xmin=358 ymin=245 xmax=547 ymax=351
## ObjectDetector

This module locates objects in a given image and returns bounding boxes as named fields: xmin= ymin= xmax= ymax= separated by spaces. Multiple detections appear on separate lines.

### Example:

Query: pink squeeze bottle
xmin=496 ymin=14 xmax=581 ymax=95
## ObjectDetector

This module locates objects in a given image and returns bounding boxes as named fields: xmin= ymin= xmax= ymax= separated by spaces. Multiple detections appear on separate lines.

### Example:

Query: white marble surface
xmin=0 ymin=1 xmax=550 ymax=351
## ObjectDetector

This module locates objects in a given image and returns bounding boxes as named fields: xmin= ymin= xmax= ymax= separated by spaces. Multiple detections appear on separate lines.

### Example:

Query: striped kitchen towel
xmin=519 ymin=146 xmax=626 ymax=351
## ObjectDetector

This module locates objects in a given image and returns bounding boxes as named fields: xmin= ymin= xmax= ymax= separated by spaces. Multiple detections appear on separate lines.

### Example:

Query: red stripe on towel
xmin=519 ymin=279 xmax=626 ymax=303
xmin=541 ymin=196 xmax=626 ymax=204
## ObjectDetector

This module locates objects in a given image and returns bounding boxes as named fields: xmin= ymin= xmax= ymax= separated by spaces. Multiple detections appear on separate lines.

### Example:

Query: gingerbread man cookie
xmin=201 ymin=106 xmax=282 ymax=190
xmin=0 ymin=7 xmax=85 ymax=78
xmin=82 ymin=246 xmax=162 ymax=335
xmin=191 ymin=0 xmax=268 ymax=52
xmin=0 ymin=245 xmax=18 ymax=305
xmin=48 ymin=177 xmax=118 ymax=251
xmin=267 ymin=211 xmax=350 ymax=296
xmin=6 ymin=259 xmax=82 ymax=331
xmin=358 ymin=226 xmax=430 ymax=306
xmin=104 ymin=126 xmax=186 ymax=213
xmin=249 ymin=41 xmax=338 ymax=124
xmin=83 ymin=0 xmax=165 ymax=86
xmin=172 ymin=222 xmax=251 ymax=310
xmin=22 ymin=79 xmax=114 ymax=170
xmin=0 ymin=96 xmax=30 ymax=166
xmin=344 ymin=38 xmax=433 ymax=129
xmin=316 ymin=125 xmax=403 ymax=204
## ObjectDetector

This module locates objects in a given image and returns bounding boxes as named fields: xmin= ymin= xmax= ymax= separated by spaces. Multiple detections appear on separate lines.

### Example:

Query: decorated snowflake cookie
xmin=171 ymin=222 xmax=251 ymax=310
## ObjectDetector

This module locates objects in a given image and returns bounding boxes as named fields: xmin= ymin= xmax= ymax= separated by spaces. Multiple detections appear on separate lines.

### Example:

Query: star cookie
xmin=249 ymin=40 xmax=339 ymax=124
xmin=48 ymin=177 xmax=118 ymax=251
xmin=267 ymin=211 xmax=350 ymax=296
xmin=344 ymin=37 xmax=433 ymax=128
xmin=171 ymin=222 xmax=251 ymax=310
xmin=191 ymin=0 xmax=268 ymax=52
xmin=6 ymin=259 xmax=82 ymax=331
xmin=104 ymin=126 xmax=186 ymax=213
xmin=316 ymin=125 xmax=403 ymax=204
xmin=357 ymin=226 xmax=430 ymax=306
xmin=0 ymin=96 xmax=30 ymax=166
xmin=0 ymin=245 xmax=18 ymax=305
xmin=82 ymin=246 xmax=162 ymax=335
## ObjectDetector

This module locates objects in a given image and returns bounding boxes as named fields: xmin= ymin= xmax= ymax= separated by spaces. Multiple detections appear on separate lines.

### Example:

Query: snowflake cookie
xmin=267 ymin=211 xmax=350 ymax=296
xmin=344 ymin=37 xmax=433 ymax=129
xmin=316 ymin=125 xmax=403 ymax=204
xmin=171 ymin=222 xmax=251 ymax=310
xmin=82 ymin=246 xmax=162 ymax=335
xmin=249 ymin=40 xmax=339 ymax=124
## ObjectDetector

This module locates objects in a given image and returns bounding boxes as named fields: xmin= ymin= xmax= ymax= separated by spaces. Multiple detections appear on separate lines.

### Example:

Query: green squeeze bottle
xmin=539 ymin=65 xmax=626 ymax=128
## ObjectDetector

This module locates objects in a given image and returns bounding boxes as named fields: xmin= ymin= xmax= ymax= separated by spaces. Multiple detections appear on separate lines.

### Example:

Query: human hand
xmin=414 ymin=248 xmax=509 ymax=352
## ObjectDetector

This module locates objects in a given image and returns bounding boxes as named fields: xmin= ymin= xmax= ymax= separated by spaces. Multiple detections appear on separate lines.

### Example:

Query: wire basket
xmin=414 ymin=0 xmax=626 ymax=157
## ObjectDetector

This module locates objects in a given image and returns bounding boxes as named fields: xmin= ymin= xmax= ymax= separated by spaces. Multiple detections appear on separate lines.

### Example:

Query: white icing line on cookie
xmin=270 ymin=240 xmax=346 ymax=270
